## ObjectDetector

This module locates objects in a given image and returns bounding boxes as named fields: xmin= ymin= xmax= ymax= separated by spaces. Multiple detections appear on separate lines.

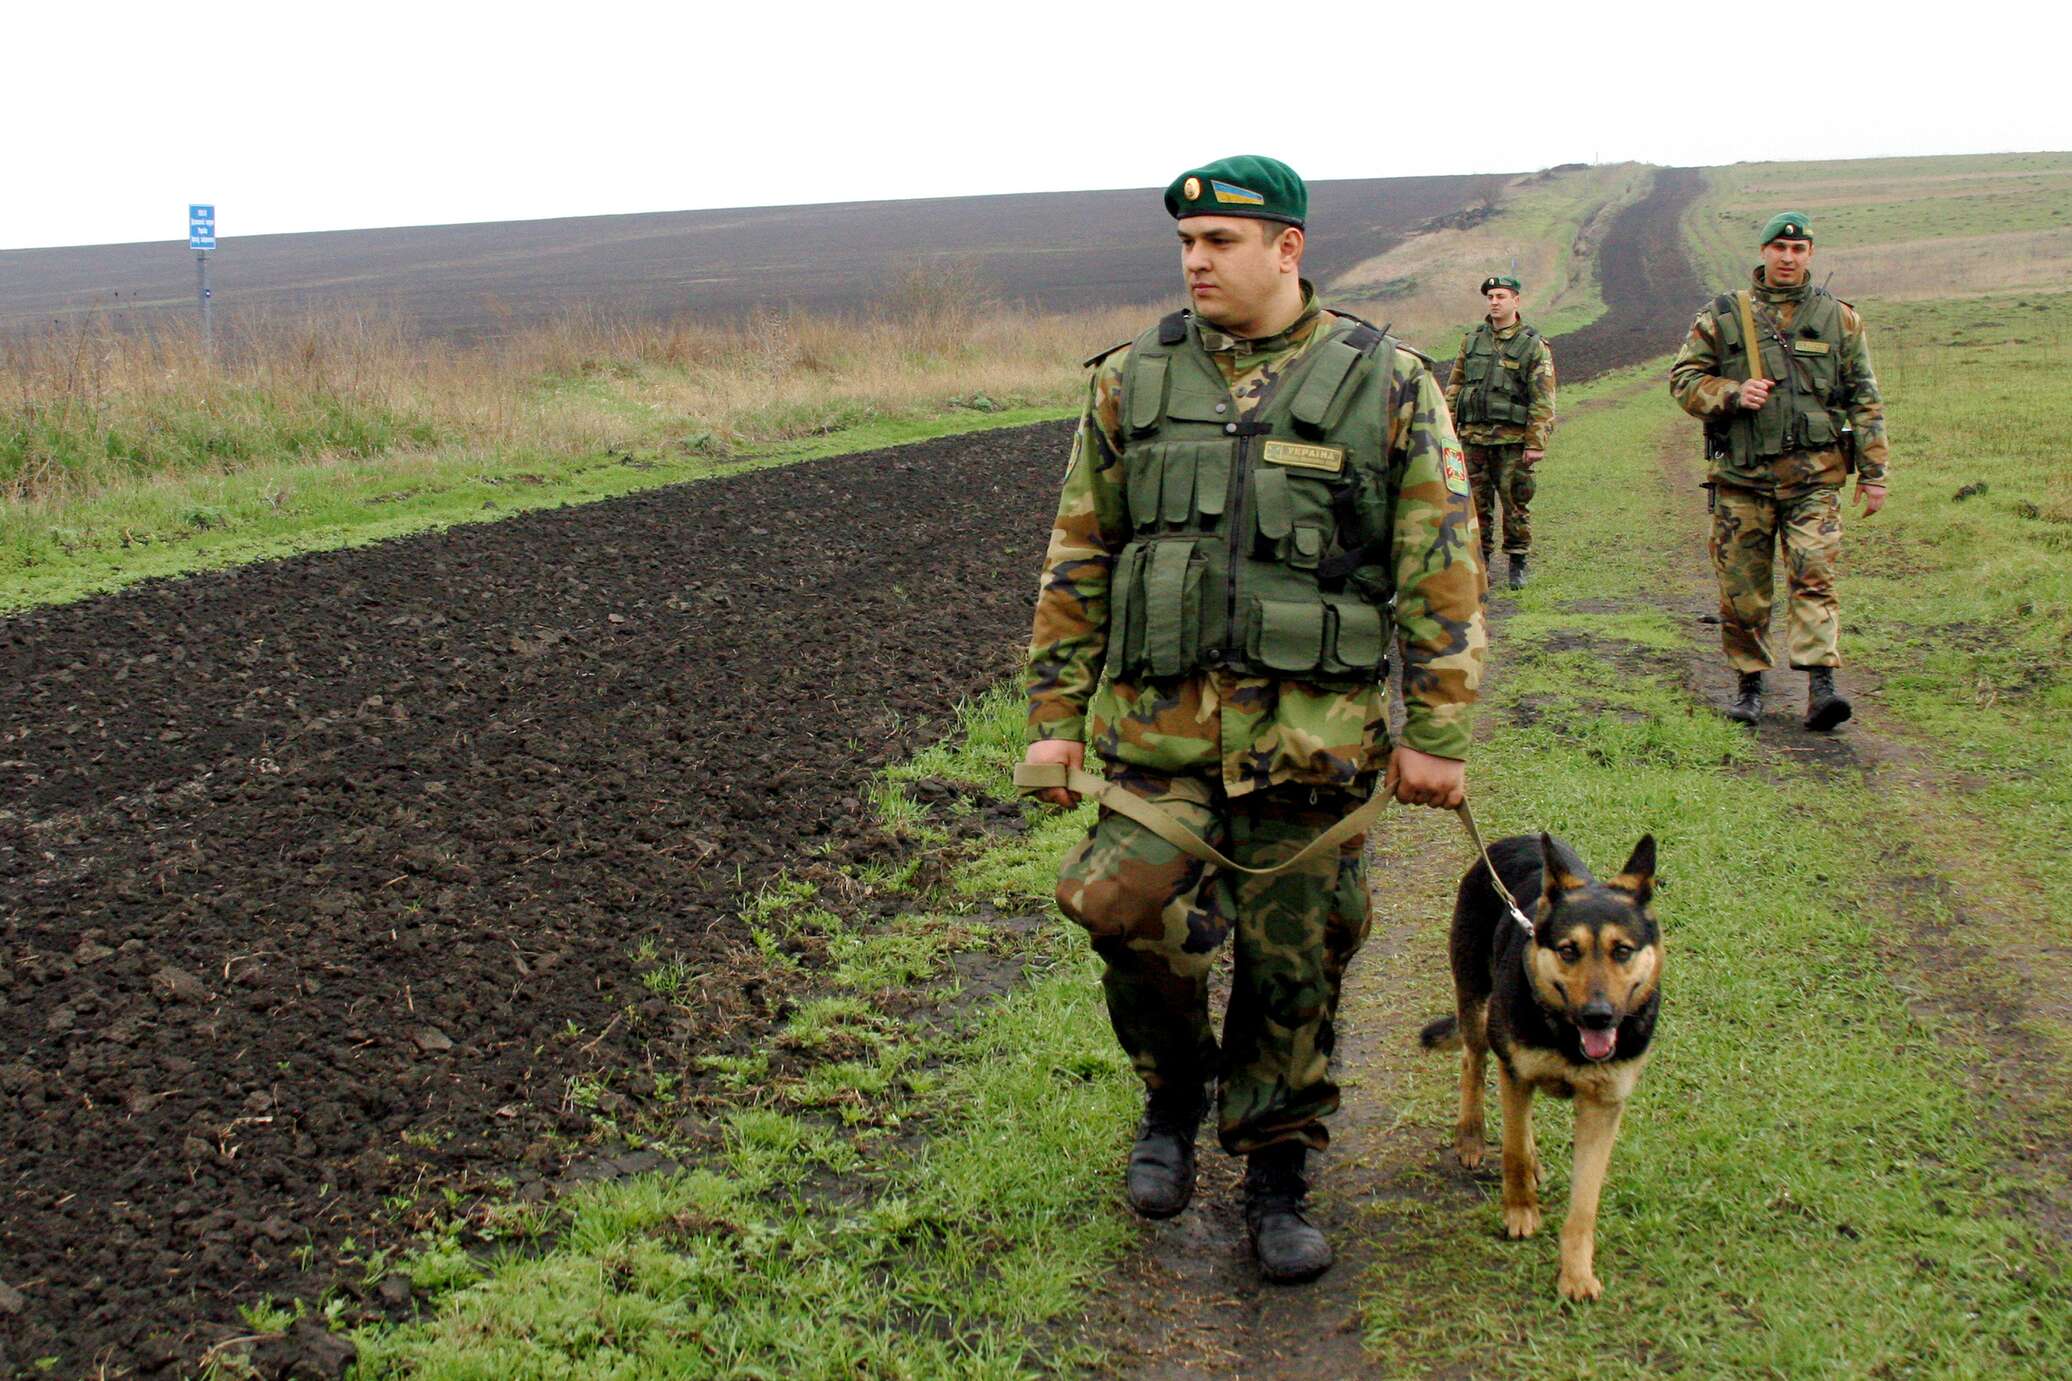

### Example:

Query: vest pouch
xmin=1324 ymin=598 xmax=1386 ymax=677
xmin=1252 ymin=465 xmax=1295 ymax=554
xmin=1125 ymin=451 xmax=1164 ymax=532
xmin=1291 ymin=526 xmax=1324 ymax=571
xmin=1108 ymin=543 xmax=1151 ymax=673
xmin=1141 ymin=539 xmax=1205 ymax=678
xmin=1793 ymin=407 xmax=1838 ymax=449
xmin=1791 ymin=337 xmax=1840 ymax=399
xmin=1249 ymin=597 xmax=1327 ymax=674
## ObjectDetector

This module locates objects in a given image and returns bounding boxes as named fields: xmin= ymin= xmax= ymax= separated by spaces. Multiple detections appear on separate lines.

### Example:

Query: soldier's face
xmin=1177 ymin=216 xmax=1302 ymax=333
xmin=1485 ymin=287 xmax=1519 ymax=323
xmin=1762 ymin=237 xmax=1813 ymax=285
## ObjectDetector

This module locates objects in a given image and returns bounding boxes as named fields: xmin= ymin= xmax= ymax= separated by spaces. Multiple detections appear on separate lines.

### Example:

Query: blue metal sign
xmin=188 ymin=203 xmax=215 ymax=251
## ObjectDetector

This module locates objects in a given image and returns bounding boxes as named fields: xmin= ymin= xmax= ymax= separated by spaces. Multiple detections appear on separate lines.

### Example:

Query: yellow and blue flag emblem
xmin=1211 ymin=179 xmax=1265 ymax=206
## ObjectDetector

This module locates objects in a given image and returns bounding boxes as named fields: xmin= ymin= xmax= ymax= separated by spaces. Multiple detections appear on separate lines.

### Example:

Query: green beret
xmin=1480 ymin=275 xmax=1522 ymax=295
xmin=1164 ymin=155 xmax=1307 ymax=228
xmin=1760 ymin=211 xmax=1813 ymax=245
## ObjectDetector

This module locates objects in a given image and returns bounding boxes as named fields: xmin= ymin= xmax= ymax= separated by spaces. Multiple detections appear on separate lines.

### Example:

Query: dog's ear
xmin=1612 ymin=834 xmax=1657 ymax=908
xmin=1540 ymin=831 xmax=1585 ymax=901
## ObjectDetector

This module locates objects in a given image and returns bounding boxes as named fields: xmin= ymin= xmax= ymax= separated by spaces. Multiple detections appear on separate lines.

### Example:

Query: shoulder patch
xmin=1082 ymin=338 xmax=1132 ymax=370
xmin=1441 ymin=443 xmax=1470 ymax=496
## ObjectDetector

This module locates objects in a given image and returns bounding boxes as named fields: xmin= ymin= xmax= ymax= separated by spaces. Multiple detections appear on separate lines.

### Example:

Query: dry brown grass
xmin=2 ymin=269 xmax=1147 ymax=504
xmin=1819 ymin=228 xmax=2072 ymax=302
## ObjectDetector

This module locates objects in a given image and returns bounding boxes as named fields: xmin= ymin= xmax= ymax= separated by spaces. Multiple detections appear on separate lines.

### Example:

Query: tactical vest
xmin=1708 ymin=287 xmax=1848 ymax=467
xmin=1105 ymin=310 xmax=1397 ymax=685
xmin=1454 ymin=321 xmax=1540 ymax=426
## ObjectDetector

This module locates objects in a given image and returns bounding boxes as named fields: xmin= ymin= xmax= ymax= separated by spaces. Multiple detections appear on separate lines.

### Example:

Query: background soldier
xmin=1443 ymin=274 xmax=1556 ymax=589
xmin=1669 ymin=212 xmax=1889 ymax=730
xmin=1021 ymin=156 xmax=1485 ymax=1283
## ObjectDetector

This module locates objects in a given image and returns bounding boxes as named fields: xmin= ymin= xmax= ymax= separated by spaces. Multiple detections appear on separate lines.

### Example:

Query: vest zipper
xmin=1224 ymin=430 xmax=1250 ymax=663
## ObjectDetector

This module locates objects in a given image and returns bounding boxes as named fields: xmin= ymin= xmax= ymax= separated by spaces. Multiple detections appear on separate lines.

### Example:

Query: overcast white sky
xmin=5 ymin=0 xmax=2064 ymax=251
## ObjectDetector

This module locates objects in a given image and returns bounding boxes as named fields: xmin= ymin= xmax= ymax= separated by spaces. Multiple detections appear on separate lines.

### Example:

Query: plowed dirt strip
xmin=0 ymin=422 xmax=1069 ymax=1371
xmin=1544 ymin=167 xmax=1705 ymax=383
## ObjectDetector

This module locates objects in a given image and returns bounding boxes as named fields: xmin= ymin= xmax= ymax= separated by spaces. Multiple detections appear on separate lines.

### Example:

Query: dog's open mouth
xmin=1580 ymin=1026 xmax=1618 ymax=1062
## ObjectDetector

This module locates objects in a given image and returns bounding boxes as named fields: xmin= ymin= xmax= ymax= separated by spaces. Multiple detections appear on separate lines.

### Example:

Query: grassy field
xmin=1685 ymin=151 xmax=2072 ymax=300
xmin=1331 ymin=161 xmax=1650 ymax=359
xmin=1344 ymin=353 xmax=2071 ymax=1376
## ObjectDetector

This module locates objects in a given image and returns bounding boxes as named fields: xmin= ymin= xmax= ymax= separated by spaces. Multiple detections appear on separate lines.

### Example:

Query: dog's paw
xmin=1557 ymin=1265 xmax=1603 ymax=1302
xmin=1454 ymin=1135 xmax=1484 ymax=1170
xmin=1502 ymin=1202 xmax=1541 ymax=1239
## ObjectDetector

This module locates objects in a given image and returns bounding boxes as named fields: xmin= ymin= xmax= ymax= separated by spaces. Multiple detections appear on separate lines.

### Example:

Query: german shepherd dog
xmin=1420 ymin=832 xmax=1662 ymax=1301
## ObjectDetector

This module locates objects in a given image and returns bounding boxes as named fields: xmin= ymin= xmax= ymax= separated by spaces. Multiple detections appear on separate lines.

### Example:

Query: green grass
xmin=0 ymin=404 xmax=1068 ymax=612
xmin=1350 ymin=356 xmax=2072 ymax=1375
xmin=1684 ymin=152 xmax=2072 ymax=292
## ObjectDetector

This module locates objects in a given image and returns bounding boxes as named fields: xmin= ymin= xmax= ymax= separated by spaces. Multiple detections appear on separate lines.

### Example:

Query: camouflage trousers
xmin=1054 ymin=768 xmax=1373 ymax=1155
xmin=1709 ymin=482 xmax=1842 ymax=671
xmin=1465 ymin=443 xmax=1535 ymax=559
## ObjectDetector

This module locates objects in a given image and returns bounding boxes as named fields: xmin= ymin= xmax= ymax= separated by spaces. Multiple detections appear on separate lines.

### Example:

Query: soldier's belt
xmin=1011 ymin=762 xmax=1535 ymax=932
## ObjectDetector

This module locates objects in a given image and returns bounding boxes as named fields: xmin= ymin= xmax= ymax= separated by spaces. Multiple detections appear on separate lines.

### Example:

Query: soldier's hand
xmin=1024 ymin=738 xmax=1085 ymax=808
xmin=1384 ymin=746 xmax=1466 ymax=810
xmin=1736 ymin=378 xmax=1773 ymax=410
xmin=1523 ymin=449 xmax=1544 ymax=464
xmin=1855 ymin=482 xmax=1887 ymax=517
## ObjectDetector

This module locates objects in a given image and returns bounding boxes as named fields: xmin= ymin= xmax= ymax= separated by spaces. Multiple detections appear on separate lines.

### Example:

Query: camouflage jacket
xmin=1669 ymin=268 xmax=1890 ymax=492
xmin=1025 ymin=287 xmax=1486 ymax=795
xmin=1443 ymin=318 xmax=1557 ymax=451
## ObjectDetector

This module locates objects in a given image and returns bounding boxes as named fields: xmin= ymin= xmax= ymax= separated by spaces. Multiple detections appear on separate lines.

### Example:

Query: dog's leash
xmin=1013 ymin=762 xmax=1535 ymax=934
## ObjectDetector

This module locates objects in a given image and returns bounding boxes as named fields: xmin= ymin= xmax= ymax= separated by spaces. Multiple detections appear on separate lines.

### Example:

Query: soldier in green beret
xmin=1020 ymin=154 xmax=1486 ymax=1283
xmin=1670 ymin=211 xmax=1890 ymax=729
xmin=1443 ymin=275 xmax=1557 ymax=589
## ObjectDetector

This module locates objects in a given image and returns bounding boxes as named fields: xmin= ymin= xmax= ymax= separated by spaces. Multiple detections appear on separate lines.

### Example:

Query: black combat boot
xmin=1507 ymin=555 xmax=1529 ymax=589
xmin=1244 ymin=1142 xmax=1333 ymax=1283
xmin=1804 ymin=667 xmax=1852 ymax=731
xmin=1725 ymin=671 xmax=1763 ymax=726
xmin=1125 ymin=1084 xmax=1206 ymax=1219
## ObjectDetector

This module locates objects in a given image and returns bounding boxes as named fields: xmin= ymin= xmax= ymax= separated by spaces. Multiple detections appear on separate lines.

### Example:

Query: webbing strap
xmin=1735 ymin=290 xmax=1766 ymax=383
xmin=1012 ymin=762 xmax=1538 ymax=930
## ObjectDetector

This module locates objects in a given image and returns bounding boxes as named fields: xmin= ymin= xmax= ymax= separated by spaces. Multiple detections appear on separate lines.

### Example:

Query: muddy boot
xmin=1507 ymin=555 xmax=1529 ymax=590
xmin=1125 ymin=1085 xmax=1205 ymax=1219
xmin=1725 ymin=672 xmax=1763 ymax=726
xmin=1244 ymin=1142 xmax=1333 ymax=1283
xmin=1804 ymin=667 xmax=1852 ymax=731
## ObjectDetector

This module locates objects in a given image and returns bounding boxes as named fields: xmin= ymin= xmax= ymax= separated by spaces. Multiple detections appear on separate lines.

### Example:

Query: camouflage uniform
xmin=1027 ymin=283 xmax=1485 ymax=1153
xmin=1669 ymin=269 xmax=1889 ymax=671
xmin=1444 ymin=320 xmax=1556 ymax=562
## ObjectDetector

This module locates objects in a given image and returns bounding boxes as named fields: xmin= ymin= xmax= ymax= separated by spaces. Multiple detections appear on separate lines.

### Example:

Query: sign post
xmin=188 ymin=203 xmax=216 ymax=351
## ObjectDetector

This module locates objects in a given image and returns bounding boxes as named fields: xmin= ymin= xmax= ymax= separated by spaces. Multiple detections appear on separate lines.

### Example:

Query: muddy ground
xmin=0 ymin=171 xmax=1706 ymax=1373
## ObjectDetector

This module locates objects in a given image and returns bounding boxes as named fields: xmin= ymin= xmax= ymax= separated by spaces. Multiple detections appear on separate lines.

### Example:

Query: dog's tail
xmin=1418 ymin=1015 xmax=1461 ymax=1051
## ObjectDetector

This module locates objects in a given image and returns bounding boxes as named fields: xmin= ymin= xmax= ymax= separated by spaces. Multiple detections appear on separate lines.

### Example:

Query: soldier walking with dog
xmin=1443 ymin=275 xmax=1556 ymax=590
xmin=1670 ymin=212 xmax=1890 ymax=730
xmin=1019 ymin=156 xmax=1486 ymax=1283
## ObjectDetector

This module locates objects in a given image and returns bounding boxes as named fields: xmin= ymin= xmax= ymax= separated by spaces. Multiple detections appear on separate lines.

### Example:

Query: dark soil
xmin=0 ymin=422 xmax=1069 ymax=1372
